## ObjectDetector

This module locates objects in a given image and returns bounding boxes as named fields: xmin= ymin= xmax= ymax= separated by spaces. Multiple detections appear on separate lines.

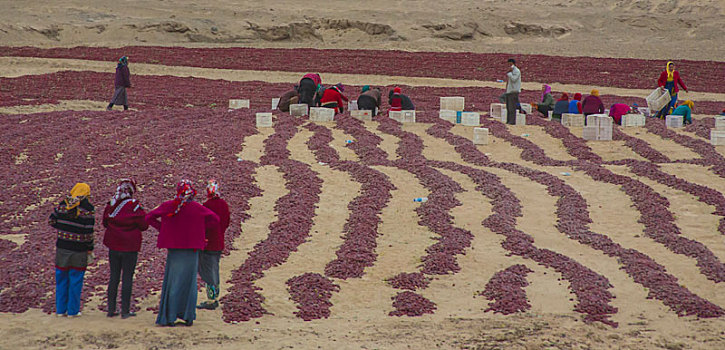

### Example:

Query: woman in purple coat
xmin=146 ymin=180 xmax=219 ymax=326
xmin=107 ymin=56 xmax=132 ymax=111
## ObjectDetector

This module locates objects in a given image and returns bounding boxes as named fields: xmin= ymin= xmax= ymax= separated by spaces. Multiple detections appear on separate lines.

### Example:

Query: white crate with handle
xmin=271 ymin=98 xmax=280 ymax=110
xmin=516 ymin=113 xmax=526 ymax=126
xmin=461 ymin=112 xmax=480 ymax=126
xmin=440 ymin=97 xmax=465 ymax=111
xmin=473 ymin=127 xmax=489 ymax=145
xmin=229 ymin=99 xmax=250 ymax=109
xmin=310 ymin=107 xmax=335 ymax=122
xmin=256 ymin=113 xmax=273 ymax=128
xmin=711 ymin=130 xmax=725 ymax=145
xmin=351 ymin=110 xmax=373 ymax=121
xmin=716 ymin=116 xmax=725 ymax=131
xmin=665 ymin=115 xmax=683 ymax=128
xmin=562 ymin=113 xmax=584 ymax=127
xmin=646 ymin=87 xmax=671 ymax=113
xmin=490 ymin=103 xmax=506 ymax=120
xmin=290 ymin=104 xmax=308 ymax=116
xmin=520 ymin=103 xmax=532 ymax=114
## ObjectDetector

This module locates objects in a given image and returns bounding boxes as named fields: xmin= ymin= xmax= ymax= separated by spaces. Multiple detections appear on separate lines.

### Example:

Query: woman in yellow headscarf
xmin=671 ymin=100 xmax=694 ymax=125
xmin=656 ymin=61 xmax=689 ymax=118
xmin=49 ymin=183 xmax=95 ymax=317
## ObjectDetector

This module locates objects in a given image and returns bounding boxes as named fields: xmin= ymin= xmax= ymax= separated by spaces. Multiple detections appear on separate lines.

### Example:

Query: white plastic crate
xmin=351 ymin=110 xmax=373 ymax=121
xmin=400 ymin=110 xmax=416 ymax=123
xmin=310 ymin=107 xmax=335 ymax=122
xmin=562 ymin=113 xmax=584 ymax=127
xmin=516 ymin=113 xmax=526 ymax=126
xmin=716 ymin=116 xmax=725 ymax=131
xmin=440 ymin=110 xmax=457 ymax=119
xmin=255 ymin=113 xmax=273 ymax=128
xmin=520 ymin=103 xmax=532 ymax=114
xmin=440 ymin=97 xmax=465 ymax=111
xmin=271 ymin=98 xmax=280 ymax=110
xmin=490 ymin=103 xmax=506 ymax=120
xmin=290 ymin=104 xmax=308 ymax=116
xmin=547 ymin=110 xmax=553 ymax=121
xmin=348 ymin=100 xmax=358 ymax=111
xmin=586 ymin=114 xmax=606 ymax=126
xmin=473 ymin=127 xmax=489 ymax=145
xmin=582 ymin=126 xmax=598 ymax=141
xmin=621 ymin=114 xmax=645 ymax=127
xmin=646 ymin=87 xmax=671 ymax=113
xmin=711 ymin=130 xmax=725 ymax=145
xmin=461 ymin=112 xmax=480 ymax=126
xmin=665 ymin=115 xmax=683 ymax=128
xmin=229 ymin=99 xmax=250 ymax=109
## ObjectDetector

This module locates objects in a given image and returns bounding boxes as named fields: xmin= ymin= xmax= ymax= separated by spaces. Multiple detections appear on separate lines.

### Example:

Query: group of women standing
xmin=50 ymin=179 xmax=229 ymax=327
xmin=534 ymin=61 xmax=694 ymax=125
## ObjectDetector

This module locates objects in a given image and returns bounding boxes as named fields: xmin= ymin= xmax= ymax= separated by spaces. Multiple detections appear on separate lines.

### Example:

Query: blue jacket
xmin=568 ymin=100 xmax=581 ymax=114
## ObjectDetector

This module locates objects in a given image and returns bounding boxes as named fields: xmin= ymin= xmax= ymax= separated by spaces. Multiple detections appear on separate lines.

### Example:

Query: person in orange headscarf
xmin=656 ymin=61 xmax=688 ymax=118
xmin=50 ymin=183 xmax=95 ymax=317
xmin=582 ymin=90 xmax=605 ymax=116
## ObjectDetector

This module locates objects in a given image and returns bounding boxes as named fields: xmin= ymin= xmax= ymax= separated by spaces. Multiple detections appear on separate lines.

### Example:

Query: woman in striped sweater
xmin=49 ymin=183 xmax=95 ymax=317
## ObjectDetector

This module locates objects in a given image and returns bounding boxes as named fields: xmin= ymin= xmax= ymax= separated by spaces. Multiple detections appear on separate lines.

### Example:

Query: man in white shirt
xmin=504 ymin=58 xmax=521 ymax=125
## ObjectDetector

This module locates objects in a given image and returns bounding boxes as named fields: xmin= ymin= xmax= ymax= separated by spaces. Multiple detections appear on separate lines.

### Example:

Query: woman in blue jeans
xmin=50 ymin=183 xmax=95 ymax=317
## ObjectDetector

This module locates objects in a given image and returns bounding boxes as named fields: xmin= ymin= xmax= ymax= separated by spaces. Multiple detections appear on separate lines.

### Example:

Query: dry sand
xmin=2 ymin=1 xmax=725 ymax=349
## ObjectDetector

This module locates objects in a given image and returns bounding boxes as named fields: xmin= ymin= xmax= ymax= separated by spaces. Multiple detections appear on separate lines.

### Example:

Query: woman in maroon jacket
xmin=146 ymin=180 xmax=219 ymax=326
xmin=102 ymin=179 xmax=148 ymax=319
xmin=107 ymin=56 xmax=132 ymax=111
xmin=197 ymin=179 xmax=230 ymax=310
xmin=656 ymin=61 xmax=688 ymax=118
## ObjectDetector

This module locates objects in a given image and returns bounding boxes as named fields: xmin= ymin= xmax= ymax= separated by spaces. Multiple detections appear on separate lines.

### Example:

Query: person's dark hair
xmin=508 ymin=58 xmax=516 ymax=64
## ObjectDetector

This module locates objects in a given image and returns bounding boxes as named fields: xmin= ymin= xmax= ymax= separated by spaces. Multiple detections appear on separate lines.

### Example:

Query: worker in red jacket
xmin=197 ymin=179 xmax=230 ymax=310
xmin=102 ymin=179 xmax=148 ymax=319
xmin=319 ymin=83 xmax=349 ymax=114
xmin=656 ymin=61 xmax=688 ymax=118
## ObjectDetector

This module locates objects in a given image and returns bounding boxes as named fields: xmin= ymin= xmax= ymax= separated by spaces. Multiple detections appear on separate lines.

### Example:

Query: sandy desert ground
xmin=2 ymin=1 xmax=725 ymax=349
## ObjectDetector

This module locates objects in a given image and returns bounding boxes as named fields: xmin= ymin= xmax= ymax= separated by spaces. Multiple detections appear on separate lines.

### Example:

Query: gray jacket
xmin=506 ymin=65 xmax=521 ymax=94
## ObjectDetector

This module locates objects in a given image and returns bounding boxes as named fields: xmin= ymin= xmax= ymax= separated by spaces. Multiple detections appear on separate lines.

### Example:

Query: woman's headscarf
xmin=117 ymin=56 xmax=128 ymax=68
xmin=65 ymin=183 xmax=91 ymax=211
xmin=335 ymin=83 xmax=345 ymax=93
xmin=110 ymin=178 xmax=136 ymax=207
xmin=393 ymin=87 xmax=401 ymax=94
xmin=170 ymin=179 xmax=196 ymax=216
xmin=666 ymin=61 xmax=674 ymax=81
xmin=362 ymin=85 xmax=370 ymax=93
xmin=573 ymin=93 xmax=582 ymax=101
xmin=590 ymin=89 xmax=600 ymax=97
xmin=542 ymin=85 xmax=551 ymax=101
xmin=558 ymin=92 xmax=569 ymax=101
xmin=682 ymin=100 xmax=694 ymax=110
xmin=206 ymin=179 xmax=220 ymax=200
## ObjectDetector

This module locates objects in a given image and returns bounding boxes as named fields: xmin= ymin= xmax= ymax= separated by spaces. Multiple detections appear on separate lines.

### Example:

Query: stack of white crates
xmin=256 ymin=113 xmax=273 ymax=128
xmin=562 ymin=113 xmax=584 ymax=127
xmin=473 ymin=127 xmax=489 ymax=145
xmin=711 ymin=116 xmax=725 ymax=145
xmin=310 ymin=107 xmax=335 ymax=122
xmin=351 ymin=110 xmax=373 ymax=121
xmin=583 ymin=114 xmax=613 ymax=141
xmin=621 ymin=114 xmax=646 ymax=127
xmin=290 ymin=104 xmax=308 ymax=116
xmin=665 ymin=115 xmax=683 ymax=128
xmin=229 ymin=99 xmax=250 ymax=109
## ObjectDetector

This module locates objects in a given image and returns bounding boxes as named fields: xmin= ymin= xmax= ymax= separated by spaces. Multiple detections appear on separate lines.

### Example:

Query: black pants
xmin=505 ymin=92 xmax=520 ymax=125
xmin=107 ymin=250 xmax=138 ymax=314
xmin=298 ymin=78 xmax=317 ymax=107
xmin=357 ymin=95 xmax=378 ymax=115
xmin=537 ymin=104 xmax=552 ymax=116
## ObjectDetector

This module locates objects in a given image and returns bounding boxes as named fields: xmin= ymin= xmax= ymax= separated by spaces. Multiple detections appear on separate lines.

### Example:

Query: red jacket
xmin=103 ymin=199 xmax=149 ymax=252
xmin=319 ymin=87 xmax=348 ymax=113
xmin=146 ymin=200 xmax=219 ymax=250
xmin=658 ymin=71 xmax=687 ymax=93
xmin=203 ymin=198 xmax=230 ymax=251
xmin=582 ymin=95 xmax=605 ymax=115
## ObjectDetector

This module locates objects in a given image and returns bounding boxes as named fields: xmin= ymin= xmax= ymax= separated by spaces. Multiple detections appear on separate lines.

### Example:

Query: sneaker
xmin=68 ymin=312 xmax=82 ymax=318
xmin=196 ymin=301 xmax=218 ymax=310
xmin=107 ymin=311 xmax=119 ymax=318
xmin=184 ymin=320 xmax=193 ymax=327
xmin=55 ymin=313 xmax=66 ymax=317
xmin=121 ymin=312 xmax=136 ymax=319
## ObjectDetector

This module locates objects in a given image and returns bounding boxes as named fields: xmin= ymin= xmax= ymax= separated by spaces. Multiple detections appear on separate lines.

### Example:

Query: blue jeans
xmin=656 ymin=81 xmax=677 ymax=118
xmin=56 ymin=268 xmax=85 ymax=315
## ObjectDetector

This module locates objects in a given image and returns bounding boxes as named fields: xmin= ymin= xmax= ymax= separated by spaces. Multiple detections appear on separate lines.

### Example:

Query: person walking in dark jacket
xmin=102 ymin=179 xmax=148 ymax=319
xmin=197 ymin=180 xmax=230 ymax=310
xmin=107 ymin=56 xmax=131 ymax=111
xmin=50 ymin=183 xmax=95 ymax=317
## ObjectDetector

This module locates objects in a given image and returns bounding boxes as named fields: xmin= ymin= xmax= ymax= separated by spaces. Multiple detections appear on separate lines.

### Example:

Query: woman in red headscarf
xmin=146 ymin=180 xmax=219 ymax=327
xmin=196 ymin=180 xmax=230 ymax=310
xmin=389 ymin=87 xmax=403 ymax=112
xmin=102 ymin=178 xmax=148 ymax=319
xmin=552 ymin=92 xmax=570 ymax=121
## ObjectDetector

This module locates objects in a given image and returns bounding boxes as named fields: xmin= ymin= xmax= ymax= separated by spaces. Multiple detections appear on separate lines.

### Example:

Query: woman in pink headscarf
xmin=146 ymin=180 xmax=219 ymax=327
xmin=535 ymin=84 xmax=555 ymax=117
